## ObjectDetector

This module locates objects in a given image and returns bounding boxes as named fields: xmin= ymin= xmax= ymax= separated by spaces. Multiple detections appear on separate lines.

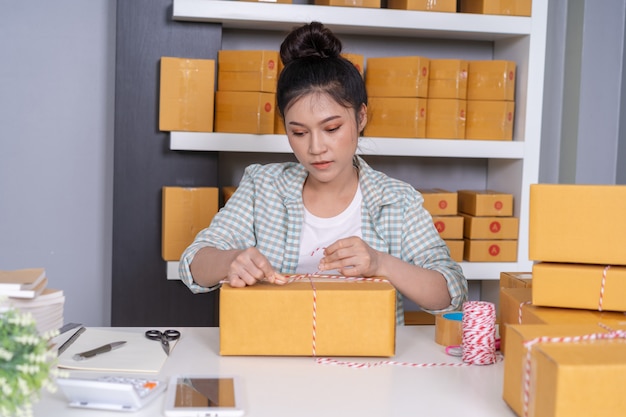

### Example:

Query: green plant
xmin=0 ymin=307 xmax=60 ymax=417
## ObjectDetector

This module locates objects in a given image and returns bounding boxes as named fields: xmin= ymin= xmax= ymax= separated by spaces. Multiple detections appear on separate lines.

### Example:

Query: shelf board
xmin=170 ymin=132 xmax=525 ymax=159
xmin=172 ymin=0 xmax=531 ymax=41
xmin=166 ymin=260 xmax=527 ymax=281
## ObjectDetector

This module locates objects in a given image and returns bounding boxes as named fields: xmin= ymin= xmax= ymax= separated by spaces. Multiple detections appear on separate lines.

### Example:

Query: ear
xmin=357 ymin=104 xmax=368 ymax=132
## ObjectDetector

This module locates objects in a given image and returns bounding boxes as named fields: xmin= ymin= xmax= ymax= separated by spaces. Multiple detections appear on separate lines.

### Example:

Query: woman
xmin=179 ymin=21 xmax=467 ymax=325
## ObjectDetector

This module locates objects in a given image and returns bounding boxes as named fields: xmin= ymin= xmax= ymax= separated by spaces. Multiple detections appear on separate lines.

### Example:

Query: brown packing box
xmin=529 ymin=184 xmax=626 ymax=265
xmin=364 ymin=97 xmax=427 ymax=138
xmin=159 ymin=57 xmax=215 ymax=132
xmin=222 ymin=186 xmax=237 ymax=205
xmin=387 ymin=0 xmax=456 ymax=12
xmin=444 ymin=239 xmax=464 ymax=262
xmin=463 ymin=239 xmax=517 ymax=262
xmin=241 ymin=0 xmax=292 ymax=2
xmin=365 ymin=56 xmax=430 ymax=98
xmin=342 ymin=53 xmax=365 ymax=78
xmin=419 ymin=188 xmax=458 ymax=215
xmin=500 ymin=271 xmax=532 ymax=289
xmin=465 ymin=100 xmax=515 ymax=141
xmin=274 ymin=96 xmax=285 ymax=134
xmin=432 ymin=216 xmax=464 ymax=239
xmin=428 ymin=59 xmax=468 ymax=99
xmin=458 ymin=189 xmax=513 ymax=216
xmin=214 ymin=91 xmax=276 ymax=134
xmin=467 ymin=60 xmax=516 ymax=101
xmin=220 ymin=279 xmax=396 ymax=356
xmin=461 ymin=214 xmax=519 ymax=240
xmin=217 ymin=50 xmax=279 ymax=93
xmin=532 ymin=262 xmax=626 ymax=312
xmin=425 ymin=98 xmax=466 ymax=139
xmin=520 ymin=303 xmax=626 ymax=328
xmin=161 ymin=187 xmax=219 ymax=261
xmin=460 ymin=0 xmax=532 ymax=17
xmin=503 ymin=323 xmax=622 ymax=417
xmin=314 ymin=0 xmax=381 ymax=8
xmin=498 ymin=287 xmax=532 ymax=355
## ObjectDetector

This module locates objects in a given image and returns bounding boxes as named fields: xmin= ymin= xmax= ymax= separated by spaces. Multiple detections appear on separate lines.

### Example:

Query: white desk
xmin=35 ymin=326 xmax=516 ymax=417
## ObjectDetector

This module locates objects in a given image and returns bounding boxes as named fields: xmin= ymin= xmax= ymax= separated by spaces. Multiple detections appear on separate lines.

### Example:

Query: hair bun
xmin=280 ymin=21 xmax=342 ymax=66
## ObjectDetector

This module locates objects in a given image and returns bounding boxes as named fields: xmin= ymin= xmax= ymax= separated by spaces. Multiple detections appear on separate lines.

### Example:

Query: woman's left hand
xmin=317 ymin=236 xmax=381 ymax=277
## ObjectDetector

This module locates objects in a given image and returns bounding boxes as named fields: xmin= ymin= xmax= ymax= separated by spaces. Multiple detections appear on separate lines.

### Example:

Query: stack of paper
xmin=1 ymin=268 xmax=65 ymax=334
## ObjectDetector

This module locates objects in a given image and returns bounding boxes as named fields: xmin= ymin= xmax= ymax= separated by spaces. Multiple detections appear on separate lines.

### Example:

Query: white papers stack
xmin=1 ymin=268 xmax=64 ymax=335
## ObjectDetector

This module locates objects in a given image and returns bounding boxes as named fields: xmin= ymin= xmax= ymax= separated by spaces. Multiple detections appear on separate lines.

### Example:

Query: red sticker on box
xmin=435 ymin=221 xmax=445 ymax=233
xmin=489 ymin=244 xmax=500 ymax=256
xmin=490 ymin=221 xmax=501 ymax=233
xmin=265 ymin=102 xmax=272 ymax=112
xmin=438 ymin=200 xmax=448 ymax=209
xmin=494 ymin=201 xmax=503 ymax=210
xmin=268 ymin=60 xmax=275 ymax=70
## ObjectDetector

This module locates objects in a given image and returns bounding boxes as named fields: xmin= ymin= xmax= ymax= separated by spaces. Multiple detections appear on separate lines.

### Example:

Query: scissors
xmin=145 ymin=329 xmax=181 ymax=356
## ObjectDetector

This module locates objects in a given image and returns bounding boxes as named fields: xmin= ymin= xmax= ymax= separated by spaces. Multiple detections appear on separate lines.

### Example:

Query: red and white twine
xmin=521 ymin=327 xmax=626 ymax=417
xmin=598 ymin=265 xmax=611 ymax=311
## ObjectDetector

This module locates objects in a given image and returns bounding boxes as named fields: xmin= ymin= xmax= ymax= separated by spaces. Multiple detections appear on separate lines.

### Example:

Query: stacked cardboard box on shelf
xmin=500 ymin=184 xmax=626 ymax=417
xmin=161 ymin=186 xmax=219 ymax=262
xmin=419 ymin=188 xmax=464 ymax=262
xmin=159 ymin=57 xmax=216 ymax=132
xmin=459 ymin=0 xmax=532 ymax=17
xmin=426 ymin=59 xmax=468 ymax=139
xmin=458 ymin=189 xmax=518 ymax=262
xmin=465 ymin=60 xmax=516 ymax=140
xmin=387 ymin=0 xmax=457 ymax=12
xmin=363 ymin=56 xmax=430 ymax=138
xmin=215 ymin=50 xmax=279 ymax=134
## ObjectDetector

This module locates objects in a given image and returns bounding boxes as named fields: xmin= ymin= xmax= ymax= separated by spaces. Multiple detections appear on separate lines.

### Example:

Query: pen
xmin=72 ymin=341 xmax=127 ymax=361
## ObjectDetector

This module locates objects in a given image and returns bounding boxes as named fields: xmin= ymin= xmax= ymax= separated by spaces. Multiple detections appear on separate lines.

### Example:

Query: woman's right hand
xmin=226 ymin=248 xmax=288 ymax=287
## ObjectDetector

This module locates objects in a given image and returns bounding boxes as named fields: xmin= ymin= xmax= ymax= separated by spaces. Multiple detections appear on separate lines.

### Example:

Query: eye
xmin=326 ymin=124 xmax=341 ymax=133
xmin=290 ymin=129 xmax=306 ymax=137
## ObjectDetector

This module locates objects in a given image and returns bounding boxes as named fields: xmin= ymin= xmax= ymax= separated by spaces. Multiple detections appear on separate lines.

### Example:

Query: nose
xmin=308 ymin=130 xmax=327 ymax=155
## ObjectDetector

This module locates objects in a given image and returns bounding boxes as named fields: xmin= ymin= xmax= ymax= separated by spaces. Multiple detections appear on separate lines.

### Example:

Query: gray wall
xmin=0 ymin=0 xmax=116 ymax=325
xmin=1 ymin=0 xmax=625 ymax=326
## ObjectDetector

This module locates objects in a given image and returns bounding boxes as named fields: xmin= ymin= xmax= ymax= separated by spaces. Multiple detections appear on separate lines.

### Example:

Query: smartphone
xmin=164 ymin=375 xmax=245 ymax=417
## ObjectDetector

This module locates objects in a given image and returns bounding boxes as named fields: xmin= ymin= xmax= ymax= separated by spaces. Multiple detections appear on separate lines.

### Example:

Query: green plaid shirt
xmin=179 ymin=156 xmax=467 ymax=325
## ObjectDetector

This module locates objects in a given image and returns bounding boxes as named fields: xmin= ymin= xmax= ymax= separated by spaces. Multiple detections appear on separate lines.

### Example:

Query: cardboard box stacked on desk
xmin=215 ymin=50 xmax=279 ymax=134
xmin=419 ymin=188 xmax=464 ymax=262
xmin=500 ymin=184 xmax=626 ymax=417
xmin=458 ymin=189 xmax=519 ymax=262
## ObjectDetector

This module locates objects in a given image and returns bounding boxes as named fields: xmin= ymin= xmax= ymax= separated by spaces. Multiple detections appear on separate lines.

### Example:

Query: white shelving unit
xmin=166 ymin=0 xmax=548 ymax=282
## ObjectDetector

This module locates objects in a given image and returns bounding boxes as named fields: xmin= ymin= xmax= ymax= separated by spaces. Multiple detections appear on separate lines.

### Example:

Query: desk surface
xmin=35 ymin=326 xmax=516 ymax=417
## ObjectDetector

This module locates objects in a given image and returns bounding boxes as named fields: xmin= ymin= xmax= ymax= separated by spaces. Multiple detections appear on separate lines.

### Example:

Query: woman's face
xmin=284 ymin=92 xmax=367 ymax=186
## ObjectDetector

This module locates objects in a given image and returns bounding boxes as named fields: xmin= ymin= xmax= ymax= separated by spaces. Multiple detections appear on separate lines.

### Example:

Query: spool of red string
xmin=461 ymin=301 xmax=497 ymax=365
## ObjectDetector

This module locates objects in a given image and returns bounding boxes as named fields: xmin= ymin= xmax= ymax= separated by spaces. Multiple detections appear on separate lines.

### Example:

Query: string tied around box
xmin=521 ymin=325 xmax=626 ymax=417
xmin=598 ymin=265 xmax=611 ymax=311
xmin=318 ymin=300 xmax=501 ymax=369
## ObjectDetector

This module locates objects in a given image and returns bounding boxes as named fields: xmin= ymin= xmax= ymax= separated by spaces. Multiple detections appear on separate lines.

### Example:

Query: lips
xmin=311 ymin=161 xmax=332 ymax=169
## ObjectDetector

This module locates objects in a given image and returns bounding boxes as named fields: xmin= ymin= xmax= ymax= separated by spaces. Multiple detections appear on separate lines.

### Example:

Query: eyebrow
xmin=288 ymin=115 xmax=342 ymax=128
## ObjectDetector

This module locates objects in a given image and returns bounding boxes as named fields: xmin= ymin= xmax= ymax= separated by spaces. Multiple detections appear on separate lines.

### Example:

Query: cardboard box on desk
xmin=365 ymin=56 xmax=430 ymax=98
xmin=364 ymin=97 xmax=427 ymax=138
xmin=217 ymin=50 xmax=279 ymax=93
xmin=214 ymin=91 xmax=275 ymax=134
xmin=159 ymin=57 xmax=215 ymax=132
xmin=500 ymin=271 xmax=532 ymax=289
xmin=498 ymin=287 xmax=532 ymax=355
xmin=444 ymin=239 xmax=464 ymax=262
xmin=533 ymin=262 xmax=626 ymax=312
xmin=219 ymin=279 xmax=397 ymax=356
xmin=529 ymin=184 xmax=626 ymax=265
xmin=503 ymin=323 xmax=626 ymax=417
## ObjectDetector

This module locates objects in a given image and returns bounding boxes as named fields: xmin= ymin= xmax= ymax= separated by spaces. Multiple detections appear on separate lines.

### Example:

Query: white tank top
xmin=297 ymin=185 xmax=363 ymax=274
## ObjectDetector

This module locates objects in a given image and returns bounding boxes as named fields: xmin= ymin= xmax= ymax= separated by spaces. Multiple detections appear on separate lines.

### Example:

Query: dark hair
xmin=277 ymin=21 xmax=368 ymax=121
